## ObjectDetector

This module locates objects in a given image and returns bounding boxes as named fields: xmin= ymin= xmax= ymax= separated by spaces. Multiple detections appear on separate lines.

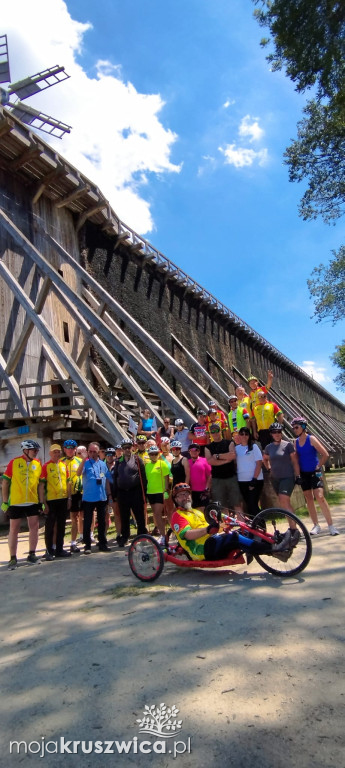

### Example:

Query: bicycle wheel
xmin=252 ymin=508 xmax=312 ymax=577
xmin=128 ymin=534 xmax=164 ymax=582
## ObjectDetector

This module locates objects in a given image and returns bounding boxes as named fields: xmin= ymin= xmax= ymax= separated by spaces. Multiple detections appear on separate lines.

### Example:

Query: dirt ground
xmin=1 ymin=473 xmax=344 ymax=768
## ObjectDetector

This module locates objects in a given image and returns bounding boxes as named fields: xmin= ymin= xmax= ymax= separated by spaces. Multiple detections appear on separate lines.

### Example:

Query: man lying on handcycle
xmin=171 ymin=483 xmax=299 ymax=563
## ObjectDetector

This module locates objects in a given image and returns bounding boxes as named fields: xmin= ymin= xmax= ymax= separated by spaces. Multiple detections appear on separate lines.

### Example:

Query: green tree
xmin=308 ymin=246 xmax=345 ymax=389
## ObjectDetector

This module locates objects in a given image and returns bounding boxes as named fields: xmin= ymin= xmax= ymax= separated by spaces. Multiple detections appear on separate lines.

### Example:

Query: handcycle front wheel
xmin=128 ymin=534 xmax=164 ymax=582
xmin=252 ymin=508 xmax=312 ymax=577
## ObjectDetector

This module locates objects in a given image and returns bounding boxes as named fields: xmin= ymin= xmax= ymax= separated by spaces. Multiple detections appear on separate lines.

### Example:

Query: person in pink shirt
xmin=188 ymin=443 xmax=212 ymax=510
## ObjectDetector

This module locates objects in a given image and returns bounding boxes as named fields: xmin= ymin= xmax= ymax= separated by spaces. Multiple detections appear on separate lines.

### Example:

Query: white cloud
xmin=219 ymin=144 xmax=268 ymax=168
xmin=300 ymin=361 xmax=332 ymax=384
xmin=223 ymin=99 xmax=235 ymax=109
xmin=2 ymin=0 xmax=180 ymax=233
xmin=239 ymin=114 xmax=264 ymax=142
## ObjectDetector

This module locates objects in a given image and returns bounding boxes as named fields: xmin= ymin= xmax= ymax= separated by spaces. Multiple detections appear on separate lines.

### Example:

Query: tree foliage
xmin=253 ymin=0 xmax=345 ymax=101
xmin=308 ymin=246 xmax=345 ymax=324
xmin=253 ymin=1 xmax=345 ymax=224
xmin=331 ymin=343 xmax=345 ymax=390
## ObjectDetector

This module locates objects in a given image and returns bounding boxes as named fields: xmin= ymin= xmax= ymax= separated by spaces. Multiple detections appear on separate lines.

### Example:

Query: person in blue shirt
xmin=76 ymin=443 xmax=110 ymax=554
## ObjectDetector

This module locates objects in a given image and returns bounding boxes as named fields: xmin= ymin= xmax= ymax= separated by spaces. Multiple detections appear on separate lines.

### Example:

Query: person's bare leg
xmin=313 ymin=488 xmax=333 ymax=525
xmin=303 ymin=489 xmax=319 ymax=525
xmin=70 ymin=511 xmax=79 ymax=543
xmin=8 ymin=518 xmax=21 ymax=558
xmin=112 ymin=501 xmax=121 ymax=537
xmin=278 ymin=494 xmax=296 ymax=528
xmin=28 ymin=515 xmax=39 ymax=552
xmin=151 ymin=503 xmax=166 ymax=536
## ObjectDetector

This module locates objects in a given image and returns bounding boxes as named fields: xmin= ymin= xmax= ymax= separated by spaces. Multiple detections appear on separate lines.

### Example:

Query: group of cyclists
xmin=1 ymin=372 xmax=340 ymax=569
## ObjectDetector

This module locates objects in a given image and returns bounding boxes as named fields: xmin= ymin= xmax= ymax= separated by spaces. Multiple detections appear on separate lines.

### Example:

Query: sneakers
xmin=8 ymin=557 xmax=18 ymax=570
xmin=27 ymin=553 xmax=39 ymax=564
xmin=157 ymin=535 xmax=166 ymax=548
xmin=70 ymin=544 xmax=80 ymax=553
xmin=310 ymin=524 xmax=321 ymax=535
xmin=55 ymin=550 xmax=72 ymax=558
xmin=272 ymin=530 xmax=292 ymax=552
xmin=289 ymin=529 xmax=301 ymax=548
xmin=84 ymin=548 xmax=91 ymax=554
xmin=98 ymin=545 xmax=111 ymax=552
xmin=77 ymin=535 xmax=84 ymax=544
xmin=44 ymin=550 xmax=55 ymax=561
xmin=90 ymin=534 xmax=97 ymax=543
xmin=329 ymin=524 xmax=339 ymax=536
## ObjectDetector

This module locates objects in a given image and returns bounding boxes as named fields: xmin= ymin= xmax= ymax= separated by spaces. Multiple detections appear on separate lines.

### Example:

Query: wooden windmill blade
xmin=10 ymin=102 xmax=72 ymax=137
xmin=7 ymin=65 xmax=70 ymax=100
xmin=0 ymin=34 xmax=11 ymax=84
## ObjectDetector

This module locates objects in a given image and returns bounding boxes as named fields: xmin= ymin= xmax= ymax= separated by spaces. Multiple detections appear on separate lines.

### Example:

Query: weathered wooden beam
xmin=0 ymin=260 xmax=125 ymax=443
xmin=171 ymin=334 xmax=229 ymax=404
xmin=55 ymin=184 xmax=88 ymax=209
xmin=206 ymin=351 xmax=238 ymax=388
xmin=10 ymin=146 xmax=41 ymax=171
xmin=0 ymin=353 xmax=30 ymax=419
xmin=32 ymin=168 xmax=64 ymax=204
xmin=76 ymin=203 xmax=107 ymax=232
xmin=90 ymin=361 xmax=110 ymax=393
xmin=5 ymin=276 xmax=52 ymax=375
xmin=76 ymin=300 xmax=107 ymax=368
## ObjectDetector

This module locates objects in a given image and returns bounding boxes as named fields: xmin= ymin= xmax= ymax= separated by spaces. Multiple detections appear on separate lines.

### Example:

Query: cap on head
xmin=50 ymin=444 xmax=61 ymax=452
xmin=189 ymin=443 xmax=200 ymax=450
xmin=209 ymin=424 xmax=221 ymax=432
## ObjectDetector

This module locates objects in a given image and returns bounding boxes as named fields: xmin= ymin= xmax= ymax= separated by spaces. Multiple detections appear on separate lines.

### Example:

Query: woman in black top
xmin=170 ymin=441 xmax=190 ymax=487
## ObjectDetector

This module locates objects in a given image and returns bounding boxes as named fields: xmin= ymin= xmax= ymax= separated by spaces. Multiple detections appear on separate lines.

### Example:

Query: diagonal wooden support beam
xmin=6 ymin=276 xmax=52 ymax=375
xmin=42 ymin=229 xmax=213 ymax=406
xmin=0 ymin=209 xmax=195 ymax=422
xmin=0 ymin=260 xmax=125 ymax=443
xmin=0 ymin=353 xmax=30 ymax=418
xmin=76 ymin=300 xmax=107 ymax=368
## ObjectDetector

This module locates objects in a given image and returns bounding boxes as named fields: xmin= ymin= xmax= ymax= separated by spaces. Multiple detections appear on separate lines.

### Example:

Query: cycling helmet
xmin=269 ymin=422 xmax=283 ymax=432
xmin=105 ymin=447 xmax=116 ymax=455
xmin=21 ymin=439 xmax=40 ymax=451
xmin=247 ymin=375 xmax=258 ymax=382
xmin=171 ymin=440 xmax=182 ymax=449
xmin=228 ymin=395 xmax=237 ymax=402
xmin=172 ymin=482 xmax=191 ymax=498
xmin=63 ymin=439 xmax=77 ymax=448
xmin=136 ymin=434 xmax=147 ymax=443
xmin=208 ymin=400 xmax=217 ymax=407
xmin=291 ymin=417 xmax=307 ymax=429
xmin=148 ymin=445 xmax=159 ymax=454
xmin=115 ymin=444 xmax=123 ymax=450
xmin=175 ymin=418 xmax=184 ymax=426
xmin=196 ymin=409 xmax=206 ymax=416
xmin=160 ymin=436 xmax=170 ymax=444
xmin=121 ymin=438 xmax=133 ymax=446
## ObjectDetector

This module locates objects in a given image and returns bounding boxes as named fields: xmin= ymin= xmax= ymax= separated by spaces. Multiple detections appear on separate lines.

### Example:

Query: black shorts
xmin=191 ymin=490 xmax=210 ymax=508
xmin=147 ymin=493 xmax=164 ymax=505
xmin=8 ymin=504 xmax=40 ymax=520
xmin=70 ymin=492 xmax=82 ymax=512
xmin=301 ymin=471 xmax=323 ymax=491
xmin=271 ymin=477 xmax=295 ymax=496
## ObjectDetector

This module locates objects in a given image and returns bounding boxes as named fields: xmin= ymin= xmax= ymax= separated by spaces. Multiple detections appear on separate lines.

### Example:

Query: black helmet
xmin=269 ymin=422 xmax=283 ymax=432
xmin=21 ymin=439 xmax=40 ymax=451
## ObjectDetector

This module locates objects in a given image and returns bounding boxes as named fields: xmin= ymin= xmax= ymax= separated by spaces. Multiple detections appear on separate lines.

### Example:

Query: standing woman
xmin=156 ymin=417 xmax=174 ymax=447
xmin=138 ymin=409 xmax=156 ymax=438
xmin=160 ymin=437 xmax=173 ymax=467
xmin=145 ymin=445 xmax=170 ymax=545
xmin=170 ymin=440 xmax=190 ymax=488
xmin=291 ymin=417 xmax=339 ymax=536
xmin=235 ymin=427 xmax=263 ymax=518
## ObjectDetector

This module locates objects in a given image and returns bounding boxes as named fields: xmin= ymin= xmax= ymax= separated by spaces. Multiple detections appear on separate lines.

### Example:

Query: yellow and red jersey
xmin=3 ymin=455 xmax=41 ymax=506
xmin=62 ymin=455 xmax=82 ymax=494
xmin=40 ymin=460 xmax=69 ymax=501
xmin=253 ymin=401 xmax=282 ymax=431
xmin=205 ymin=410 xmax=227 ymax=441
xmin=172 ymin=507 xmax=210 ymax=560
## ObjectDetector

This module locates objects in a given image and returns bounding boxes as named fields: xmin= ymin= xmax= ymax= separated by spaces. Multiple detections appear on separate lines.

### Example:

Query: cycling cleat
xmin=272 ymin=530 xmax=292 ymax=552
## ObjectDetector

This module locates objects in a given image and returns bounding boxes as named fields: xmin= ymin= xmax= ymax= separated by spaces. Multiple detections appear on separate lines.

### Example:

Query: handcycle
xmin=128 ymin=503 xmax=312 ymax=582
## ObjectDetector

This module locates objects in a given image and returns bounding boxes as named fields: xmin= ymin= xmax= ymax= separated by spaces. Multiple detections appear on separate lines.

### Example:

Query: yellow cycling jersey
xmin=62 ymin=455 xmax=82 ymax=494
xmin=40 ymin=460 xmax=69 ymax=501
xmin=3 ymin=455 xmax=41 ymax=506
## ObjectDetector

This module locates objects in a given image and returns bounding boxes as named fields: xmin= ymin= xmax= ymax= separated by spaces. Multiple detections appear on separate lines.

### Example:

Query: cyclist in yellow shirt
xmin=2 ymin=439 xmax=42 ymax=569
xmin=62 ymin=439 xmax=82 ymax=553
xmin=39 ymin=444 xmax=71 ymax=560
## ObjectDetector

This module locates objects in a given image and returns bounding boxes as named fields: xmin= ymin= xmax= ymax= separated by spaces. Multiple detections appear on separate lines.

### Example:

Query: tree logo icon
xmin=136 ymin=704 xmax=183 ymax=738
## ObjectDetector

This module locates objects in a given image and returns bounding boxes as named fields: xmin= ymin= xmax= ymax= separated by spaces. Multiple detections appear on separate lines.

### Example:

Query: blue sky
xmin=3 ymin=0 xmax=345 ymax=401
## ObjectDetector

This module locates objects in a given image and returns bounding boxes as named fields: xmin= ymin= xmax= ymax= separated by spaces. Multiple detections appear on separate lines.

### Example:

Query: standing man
xmin=188 ymin=409 xmax=208 ymax=456
xmin=2 ymin=439 xmax=42 ymax=570
xmin=252 ymin=390 xmax=283 ymax=449
xmin=62 ymin=439 xmax=82 ymax=553
xmin=205 ymin=424 xmax=243 ymax=514
xmin=76 ymin=442 xmax=110 ymax=554
xmin=291 ymin=417 xmax=339 ymax=536
xmin=227 ymin=394 xmax=250 ymax=440
xmin=39 ymin=444 xmax=72 ymax=560
xmin=110 ymin=438 xmax=148 ymax=547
